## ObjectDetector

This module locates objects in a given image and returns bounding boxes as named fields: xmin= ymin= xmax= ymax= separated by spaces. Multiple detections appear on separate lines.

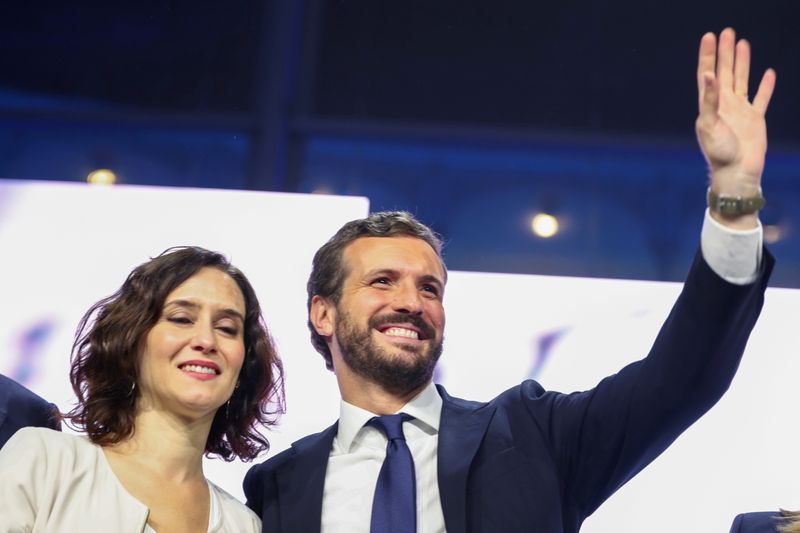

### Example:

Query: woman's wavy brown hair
xmin=64 ymin=246 xmax=285 ymax=461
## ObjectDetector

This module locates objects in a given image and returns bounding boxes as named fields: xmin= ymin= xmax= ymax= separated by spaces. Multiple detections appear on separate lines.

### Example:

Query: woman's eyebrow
xmin=164 ymin=299 xmax=244 ymax=322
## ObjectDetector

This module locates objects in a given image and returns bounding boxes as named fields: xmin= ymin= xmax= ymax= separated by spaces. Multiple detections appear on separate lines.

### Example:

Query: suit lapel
xmin=436 ymin=385 xmax=496 ymax=533
xmin=276 ymin=423 xmax=338 ymax=533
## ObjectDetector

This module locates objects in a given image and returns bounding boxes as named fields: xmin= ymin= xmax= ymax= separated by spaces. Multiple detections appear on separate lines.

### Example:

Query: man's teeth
xmin=182 ymin=364 xmax=217 ymax=375
xmin=383 ymin=327 xmax=419 ymax=340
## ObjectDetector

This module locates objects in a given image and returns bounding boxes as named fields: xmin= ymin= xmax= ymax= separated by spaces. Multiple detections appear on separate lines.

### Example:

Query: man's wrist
xmin=706 ymin=174 xmax=763 ymax=229
xmin=707 ymin=187 xmax=764 ymax=214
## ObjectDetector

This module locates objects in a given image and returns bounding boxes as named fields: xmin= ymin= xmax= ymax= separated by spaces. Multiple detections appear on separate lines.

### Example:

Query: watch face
xmin=718 ymin=197 xmax=739 ymax=216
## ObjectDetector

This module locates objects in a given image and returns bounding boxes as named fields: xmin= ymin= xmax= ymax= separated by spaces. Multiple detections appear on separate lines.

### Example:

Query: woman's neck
xmin=104 ymin=408 xmax=213 ymax=483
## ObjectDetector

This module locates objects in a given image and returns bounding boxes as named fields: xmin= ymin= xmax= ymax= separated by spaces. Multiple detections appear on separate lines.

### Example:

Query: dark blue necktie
xmin=368 ymin=413 xmax=416 ymax=533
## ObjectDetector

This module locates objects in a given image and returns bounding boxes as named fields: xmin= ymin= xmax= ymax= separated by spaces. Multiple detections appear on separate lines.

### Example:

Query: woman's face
xmin=137 ymin=267 xmax=247 ymax=422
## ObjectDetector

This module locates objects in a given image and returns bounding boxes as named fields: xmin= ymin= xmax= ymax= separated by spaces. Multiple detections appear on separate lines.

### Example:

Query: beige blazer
xmin=0 ymin=427 xmax=261 ymax=533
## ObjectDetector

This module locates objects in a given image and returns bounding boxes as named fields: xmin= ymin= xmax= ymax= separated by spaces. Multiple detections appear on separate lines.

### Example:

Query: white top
xmin=320 ymin=211 xmax=763 ymax=533
xmin=0 ymin=427 xmax=261 ymax=533
xmin=142 ymin=481 xmax=220 ymax=533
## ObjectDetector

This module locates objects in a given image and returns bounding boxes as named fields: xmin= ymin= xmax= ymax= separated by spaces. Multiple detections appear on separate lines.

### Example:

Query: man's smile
xmin=378 ymin=325 xmax=421 ymax=341
xmin=369 ymin=313 xmax=436 ymax=342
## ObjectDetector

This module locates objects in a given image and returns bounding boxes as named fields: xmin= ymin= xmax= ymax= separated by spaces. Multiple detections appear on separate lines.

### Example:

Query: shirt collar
xmin=336 ymin=381 xmax=442 ymax=452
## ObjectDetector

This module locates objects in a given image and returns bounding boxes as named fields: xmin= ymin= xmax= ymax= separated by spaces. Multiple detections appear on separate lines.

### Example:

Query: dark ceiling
xmin=315 ymin=1 xmax=798 ymax=141
xmin=1 ymin=2 xmax=799 ymax=286
xmin=2 ymin=2 xmax=263 ymax=112
xmin=3 ymin=1 xmax=798 ymax=143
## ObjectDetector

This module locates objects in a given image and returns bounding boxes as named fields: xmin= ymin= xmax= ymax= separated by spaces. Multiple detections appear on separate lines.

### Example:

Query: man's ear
xmin=310 ymin=295 xmax=335 ymax=337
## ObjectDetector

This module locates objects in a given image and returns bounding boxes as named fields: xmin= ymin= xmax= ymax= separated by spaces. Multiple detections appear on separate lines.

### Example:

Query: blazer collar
xmin=276 ymin=422 xmax=338 ymax=533
xmin=436 ymin=384 xmax=496 ymax=533
xmin=274 ymin=386 xmax=495 ymax=533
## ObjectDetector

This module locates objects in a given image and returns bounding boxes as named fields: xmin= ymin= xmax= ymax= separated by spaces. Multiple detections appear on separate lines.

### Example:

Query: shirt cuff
xmin=700 ymin=208 xmax=763 ymax=285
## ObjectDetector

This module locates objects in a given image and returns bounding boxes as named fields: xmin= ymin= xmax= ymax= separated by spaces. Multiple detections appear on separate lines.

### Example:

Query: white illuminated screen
xmin=1 ymin=180 xmax=797 ymax=531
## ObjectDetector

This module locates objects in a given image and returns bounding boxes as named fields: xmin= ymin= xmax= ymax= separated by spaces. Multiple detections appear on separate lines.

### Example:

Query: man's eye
xmin=421 ymin=284 xmax=439 ymax=296
xmin=372 ymin=277 xmax=391 ymax=286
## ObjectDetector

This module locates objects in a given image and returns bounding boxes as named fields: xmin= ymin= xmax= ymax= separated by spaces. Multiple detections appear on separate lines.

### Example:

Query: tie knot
xmin=368 ymin=413 xmax=413 ymax=441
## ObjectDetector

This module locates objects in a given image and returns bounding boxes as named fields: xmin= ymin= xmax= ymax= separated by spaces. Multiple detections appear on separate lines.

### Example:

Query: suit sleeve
xmin=0 ymin=377 xmax=61 ymax=449
xmin=728 ymin=514 xmax=744 ymax=533
xmin=243 ymin=462 xmax=265 ymax=515
xmin=527 ymin=249 xmax=773 ymax=518
xmin=45 ymin=403 xmax=62 ymax=432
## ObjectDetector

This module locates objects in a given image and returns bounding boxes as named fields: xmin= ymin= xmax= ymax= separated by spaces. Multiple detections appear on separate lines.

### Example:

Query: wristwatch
xmin=707 ymin=188 xmax=765 ymax=216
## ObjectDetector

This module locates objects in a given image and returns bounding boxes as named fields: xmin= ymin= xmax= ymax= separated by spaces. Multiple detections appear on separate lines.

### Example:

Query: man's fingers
xmin=716 ymin=28 xmax=736 ymax=90
xmin=697 ymin=32 xmax=717 ymax=100
xmin=733 ymin=39 xmax=751 ymax=98
xmin=698 ymin=72 xmax=719 ymax=120
xmin=752 ymin=68 xmax=777 ymax=115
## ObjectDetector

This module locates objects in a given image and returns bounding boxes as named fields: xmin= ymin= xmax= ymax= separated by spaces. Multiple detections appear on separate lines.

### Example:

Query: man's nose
xmin=391 ymin=283 xmax=423 ymax=315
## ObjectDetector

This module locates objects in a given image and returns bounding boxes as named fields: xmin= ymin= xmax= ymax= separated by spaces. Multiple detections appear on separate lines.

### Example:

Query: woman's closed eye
xmin=215 ymin=323 xmax=239 ymax=336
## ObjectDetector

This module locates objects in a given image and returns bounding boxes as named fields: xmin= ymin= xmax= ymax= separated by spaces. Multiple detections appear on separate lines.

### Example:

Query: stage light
xmin=311 ymin=185 xmax=335 ymax=195
xmin=87 ymin=169 xmax=117 ymax=185
xmin=764 ymin=224 xmax=782 ymax=244
xmin=531 ymin=213 xmax=559 ymax=238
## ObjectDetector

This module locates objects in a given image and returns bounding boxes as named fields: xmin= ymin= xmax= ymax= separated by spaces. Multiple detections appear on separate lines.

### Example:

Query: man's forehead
xmin=342 ymin=236 xmax=446 ymax=279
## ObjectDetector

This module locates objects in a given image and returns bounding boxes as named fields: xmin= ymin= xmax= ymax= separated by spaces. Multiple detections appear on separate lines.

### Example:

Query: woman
xmin=0 ymin=247 xmax=284 ymax=532
xmin=730 ymin=511 xmax=800 ymax=533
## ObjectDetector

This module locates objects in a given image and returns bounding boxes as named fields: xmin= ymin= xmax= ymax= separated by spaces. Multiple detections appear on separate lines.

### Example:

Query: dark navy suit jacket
xmin=244 ymin=251 xmax=773 ymax=533
xmin=730 ymin=512 xmax=783 ymax=533
xmin=0 ymin=374 xmax=61 ymax=448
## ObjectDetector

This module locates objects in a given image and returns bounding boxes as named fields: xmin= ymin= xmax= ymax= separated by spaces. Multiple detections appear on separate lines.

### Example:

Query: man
xmin=245 ymin=29 xmax=776 ymax=533
xmin=0 ymin=374 xmax=61 ymax=448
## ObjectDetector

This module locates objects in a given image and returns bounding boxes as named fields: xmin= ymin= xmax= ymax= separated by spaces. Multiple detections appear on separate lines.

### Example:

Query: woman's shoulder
xmin=208 ymin=480 xmax=261 ymax=532
xmin=0 ymin=428 xmax=98 ymax=508
xmin=4 ymin=426 xmax=94 ymax=454
xmin=1 ymin=427 xmax=102 ymax=478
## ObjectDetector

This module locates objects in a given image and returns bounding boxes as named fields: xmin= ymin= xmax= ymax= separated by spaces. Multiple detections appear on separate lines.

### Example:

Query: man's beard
xmin=334 ymin=309 xmax=443 ymax=396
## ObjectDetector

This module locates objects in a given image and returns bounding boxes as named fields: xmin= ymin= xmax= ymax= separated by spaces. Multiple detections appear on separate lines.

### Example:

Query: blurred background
xmin=2 ymin=0 xmax=798 ymax=285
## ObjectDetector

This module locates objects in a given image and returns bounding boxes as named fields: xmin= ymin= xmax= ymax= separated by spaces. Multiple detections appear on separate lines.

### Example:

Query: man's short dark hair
xmin=307 ymin=211 xmax=446 ymax=369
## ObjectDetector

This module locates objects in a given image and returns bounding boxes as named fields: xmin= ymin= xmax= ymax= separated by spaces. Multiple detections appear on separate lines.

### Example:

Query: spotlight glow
xmin=764 ymin=224 xmax=782 ymax=244
xmin=311 ymin=185 xmax=335 ymax=195
xmin=531 ymin=213 xmax=559 ymax=238
xmin=87 ymin=169 xmax=117 ymax=185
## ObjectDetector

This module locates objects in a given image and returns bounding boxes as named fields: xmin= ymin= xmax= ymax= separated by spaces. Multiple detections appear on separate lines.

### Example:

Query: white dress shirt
xmin=700 ymin=209 xmax=763 ymax=284
xmin=322 ymin=383 xmax=445 ymax=533
xmin=320 ymin=210 xmax=763 ymax=533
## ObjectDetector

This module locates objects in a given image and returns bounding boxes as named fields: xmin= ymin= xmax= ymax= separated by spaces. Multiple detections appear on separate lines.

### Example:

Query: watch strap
xmin=707 ymin=188 xmax=765 ymax=216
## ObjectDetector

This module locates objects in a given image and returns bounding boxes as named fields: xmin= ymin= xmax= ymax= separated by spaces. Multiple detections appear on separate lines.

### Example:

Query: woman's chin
xmin=173 ymin=396 xmax=226 ymax=421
